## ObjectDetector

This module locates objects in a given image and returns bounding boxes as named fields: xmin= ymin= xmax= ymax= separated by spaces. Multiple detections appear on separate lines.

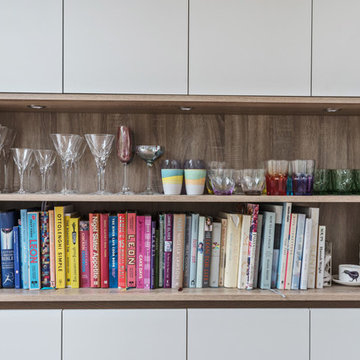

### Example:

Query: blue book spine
xmin=0 ymin=210 xmax=16 ymax=229
xmin=1 ymin=228 xmax=15 ymax=288
xmin=150 ymin=221 xmax=156 ymax=289
xmin=189 ymin=214 xmax=199 ymax=288
xmin=13 ymin=226 xmax=21 ymax=289
xmin=28 ymin=212 xmax=40 ymax=290
xmin=291 ymin=214 xmax=306 ymax=290
xmin=20 ymin=209 xmax=29 ymax=289
xmin=108 ymin=216 xmax=118 ymax=288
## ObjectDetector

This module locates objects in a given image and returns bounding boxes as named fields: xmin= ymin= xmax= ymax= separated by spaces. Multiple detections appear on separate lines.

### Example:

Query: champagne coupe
xmin=35 ymin=150 xmax=56 ymax=193
xmin=116 ymin=126 xmax=134 ymax=195
xmin=85 ymin=134 xmax=115 ymax=195
xmin=136 ymin=145 xmax=164 ymax=195
xmin=11 ymin=148 xmax=33 ymax=194
xmin=50 ymin=134 xmax=83 ymax=194
xmin=1 ymin=128 xmax=16 ymax=193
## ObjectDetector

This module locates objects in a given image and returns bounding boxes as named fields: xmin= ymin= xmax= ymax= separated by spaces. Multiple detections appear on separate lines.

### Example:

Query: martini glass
xmin=1 ymin=128 xmax=16 ymax=193
xmin=116 ymin=126 xmax=134 ymax=195
xmin=35 ymin=149 xmax=56 ymax=193
xmin=11 ymin=148 xmax=33 ymax=194
xmin=136 ymin=145 xmax=164 ymax=195
xmin=25 ymin=153 xmax=36 ymax=192
xmin=72 ymin=140 xmax=87 ymax=193
xmin=85 ymin=134 xmax=115 ymax=195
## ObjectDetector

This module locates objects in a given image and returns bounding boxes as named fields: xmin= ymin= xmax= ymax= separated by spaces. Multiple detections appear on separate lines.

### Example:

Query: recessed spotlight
xmin=27 ymin=104 xmax=46 ymax=110
xmin=179 ymin=106 xmax=192 ymax=111
xmin=325 ymin=107 xmax=341 ymax=113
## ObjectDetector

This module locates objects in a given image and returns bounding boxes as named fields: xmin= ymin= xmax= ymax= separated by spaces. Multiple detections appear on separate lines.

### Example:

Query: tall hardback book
xmin=218 ymin=217 xmax=228 ymax=287
xmin=79 ymin=220 xmax=90 ymax=288
xmin=259 ymin=211 xmax=275 ymax=290
xmin=291 ymin=213 xmax=306 ymax=290
xmin=13 ymin=226 xmax=21 ymax=289
xmin=154 ymin=228 xmax=160 ymax=288
xmin=89 ymin=213 xmax=100 ymax=288
xmin=316 ymin=225 xmax=326 ymax=289
xmin=28 ymin=212 xmax=40 ymax=290
xmin=1 ymin=228 xmax=14 ymax=288
xmin=69 ymin=217 xmax=80 ymax=288
xmin=65 ymin=211 xmax=77 ymax=287
xmin=246 ymin=204 xmax=259 ymax=290
xmin=100 ymin=213 xmax=109 ymax=288
xmin=40 ymin=211 xmax=50 ymax=288
xmin=300 ymin=218 xmax=313 ymax=290
xmin=48 ymin=210 xmax=56 ymax=288
xmin=117 ymin=213 xmax=127 ymax=288
xmin=253 ymin=214 xmax=263 ymax=289
xmin=188 ymin=213 xmax=199 ymax=288
xmin=284 ymin=213 xmax=298 ymax=290
xmin=209 ymin=221 xmax=221 ymax=288
xmin=172 ymin=214 xmax=186 ymax=289
xmin=237 ymin=215 xmax=250 ymax=290
xmin=108 ymin=215 xmax=118 ymax=288
xmin=202 ymin=216 xmax=213 ymax=288
xmin=164 ymin=214 xmax=173 ymax=288
xmin=183 ymin=215 xmax=192 ymax=288
xmin=143 ymin=216 xmax=152 ymax=290
xmin=126 ymin=212 xmax=136 ymax=288
xmin=136 ymin=215 xmax=145 ymax=289
xmin=195 ymin=216 xmax=206 ymax=288
xmin=158 ymin=214 xmax=165 ymax=288
xmin=150 ymin=221 xmax=156 ymax=289
xmin=20 ymin=209 xmax=29 ymax=289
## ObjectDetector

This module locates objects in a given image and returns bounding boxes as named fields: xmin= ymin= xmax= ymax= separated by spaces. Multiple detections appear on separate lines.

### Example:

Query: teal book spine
xmin=188 ymin=213 xmax=199 ymax=288
xmin=20 ymin=209 xmax=29 ymax=289
xmin=28 ymin=212 xmax=40 ymax=290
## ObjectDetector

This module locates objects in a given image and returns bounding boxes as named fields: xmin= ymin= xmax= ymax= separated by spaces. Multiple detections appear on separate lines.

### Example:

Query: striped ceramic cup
xmin=161 ymin=169 xmax=184 ymax=195
xmin=184 ymin=169 xmax=206 ymax=195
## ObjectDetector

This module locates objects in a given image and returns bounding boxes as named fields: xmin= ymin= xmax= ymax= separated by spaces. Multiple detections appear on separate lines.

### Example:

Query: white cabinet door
xmin=312 ymin=0 xmax=360 ymax=96
xmin=63 ymin=309 xmax=186 ymax=360
xmin=0 ymin=0 xmax=62 ymax=93
xmin=188 ymin=309 xmax=309 ymax=360
xmin=189 ymin=0 xmax=311 ymax=96
xmin=0 ymin=310 xmax=61 ymax=360
xmin=64 ymin=0 xmax=188 ymax=94
xmin=311 ymin=309 xmax=360 ymax=360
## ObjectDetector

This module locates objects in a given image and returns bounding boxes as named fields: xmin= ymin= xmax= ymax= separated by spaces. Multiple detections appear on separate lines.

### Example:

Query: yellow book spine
xmin=65 ymin=215 xmax=71 ymax=287
xmin=69 ymin=217 xmax=80 ymax=289
xmin=55 ymin=206 xmax=65 ymax=289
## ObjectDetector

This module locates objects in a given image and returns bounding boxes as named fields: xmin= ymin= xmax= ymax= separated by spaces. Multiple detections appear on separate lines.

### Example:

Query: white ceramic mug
xmin=339 ymin=264 xmax=360 ymax=282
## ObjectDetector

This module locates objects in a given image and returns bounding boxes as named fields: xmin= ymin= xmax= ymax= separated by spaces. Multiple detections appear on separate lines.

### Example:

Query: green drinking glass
xmin=353 ymin=169 xmax=360 ymax=194
xmin=331 ymin=169 xmax=354 ymax=194
xmin=313 ymin=169 xmax=330 ymax=195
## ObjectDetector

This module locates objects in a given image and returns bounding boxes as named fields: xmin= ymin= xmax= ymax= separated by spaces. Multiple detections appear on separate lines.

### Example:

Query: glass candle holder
xmin=291 ymin=160 xmax=315 ymax=195
xmin=265 ymin=160 xmax=288 ymax=195
xmin=331 ymin=169 xmax=354 ymax=194
xmin=313 ymin=169 xmax=330 ymax=195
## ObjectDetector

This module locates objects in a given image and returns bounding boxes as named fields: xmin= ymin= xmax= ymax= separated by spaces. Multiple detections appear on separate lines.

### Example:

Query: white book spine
xmin=285 ymin=214 xmax=298 ymax=290
xmin=316 ymin=225 xmax=326 ymax=289
xmin=300 ymin=218 xmax=312 ymax=290
xmin=209 ymin=222 xmax=221 ymax=288
xmin=253 ymin=214 xmax=263 ymax=289
xmin=237 ymin=215 xmax=250 ymax=289
xmin=307 ymin=208 xmax=320 ymax=289
xmin=291 ymin=214 xmax=306 ymax=290
xmin=195 ymin=216 xmax=205 ymax=288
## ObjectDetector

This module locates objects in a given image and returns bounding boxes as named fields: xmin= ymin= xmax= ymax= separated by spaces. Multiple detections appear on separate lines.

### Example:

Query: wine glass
xmin=85 ymin=134 xmax=115 ymax=195
xmin=1 ymin=128 xmax=16 ymax=193
xmin=136 ymin=145 xmax=164 ymax=195
xmin=50 ymin=134 xmax=84 ymax=194
xmin=116 ymin=126 xmax=134 ymax=195
xmin=11 ymin=148 xmax=33 ymax=194
xmin=72 ymin=140 xmax=87 ymax=193
xmin=35 ymin=150 xmax=56 ymax=193
xmin=25 ymin=153 xmax=36 ymax=193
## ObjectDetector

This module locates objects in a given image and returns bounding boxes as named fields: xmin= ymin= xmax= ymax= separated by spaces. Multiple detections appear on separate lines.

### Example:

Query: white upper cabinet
xmin=312 ymin=0 xmax=360 ymax=96
xmin=0 ymin=0 xmax=62 ymax=93
xmin=189 ymin=0 xmax=312 ymax=96
xmin=64 ymin=0 xmax=188 ymax=94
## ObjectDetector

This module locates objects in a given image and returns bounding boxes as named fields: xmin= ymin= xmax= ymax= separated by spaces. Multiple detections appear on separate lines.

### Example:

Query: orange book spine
xmin=126 ymin=212 xmax=136 ymax=288
xmin=89 ymin=213 xmax=100 ymax=288
xmin=118 ymin=213 xmax=127 ymax=288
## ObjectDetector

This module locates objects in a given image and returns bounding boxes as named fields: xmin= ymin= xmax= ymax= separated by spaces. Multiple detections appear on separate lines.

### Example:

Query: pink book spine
xmin=126 ymin=212 xmax=136 ymax=288
xmin=143 ymin=216 xmax=152 ymax=290
xmin=80 ymin=221 xmax=90 ymax=288
xmin=100 ymin=213 xmax=109 ymax=288
xmin=89 ymin=213 xmax=100 ymax=288
xmin=49 ymin=210 xmax=56 ymax=288
xmin=136 ymin=216 xmax=145 ymax=289
xmin=118 ymin=213 xmax=126 ymax=288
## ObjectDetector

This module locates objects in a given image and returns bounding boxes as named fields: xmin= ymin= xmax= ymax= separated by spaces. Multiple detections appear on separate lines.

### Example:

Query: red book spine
xmin=100 ymin=213 xmax=109 ymax=288
xmin=164 ymin=214 xmax=173 ymax=288
xmin=79 ymin=221 xmax=90 ymax=288
xmin=136 ymin=216 xmax=145 ymax=289
xmin=126 ymin=212 xmax=136 ymax=288
xmin=118 ymin=213 xmax=127 ymax=288
xmin=89 ymin=213 xmax=100 ymax=288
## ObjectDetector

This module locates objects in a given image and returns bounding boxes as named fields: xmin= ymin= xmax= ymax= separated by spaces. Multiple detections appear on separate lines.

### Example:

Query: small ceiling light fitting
xmin=325 ymin=107 xmax=341 ymax=113
xmin=179 ymin=106 xmax=192 ymax=111
xmin=27 ymin=104 xmax=46 ymax=110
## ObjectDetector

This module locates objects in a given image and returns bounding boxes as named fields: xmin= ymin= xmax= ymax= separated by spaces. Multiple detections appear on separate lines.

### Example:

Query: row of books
xmin=0 ymin=202 xmax=326 ymax=290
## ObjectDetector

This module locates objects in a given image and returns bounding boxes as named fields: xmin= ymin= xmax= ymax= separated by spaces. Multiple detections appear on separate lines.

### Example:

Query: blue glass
xmin=292 ymin=174 xmax=314 ymax=195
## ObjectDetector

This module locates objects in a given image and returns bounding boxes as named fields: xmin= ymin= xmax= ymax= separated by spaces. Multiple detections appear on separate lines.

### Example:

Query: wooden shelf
xmin=1 ymin=93 xmax=360 ymax=114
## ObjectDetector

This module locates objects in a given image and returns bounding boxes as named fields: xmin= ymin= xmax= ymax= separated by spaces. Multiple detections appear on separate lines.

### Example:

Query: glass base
xmin=92 ymin=190 xmax=112 ymax=195
xmin=37 ymin=190 xmax=54 ymax=194
xmin=140 ymin=189 xmax=161 ymax=195
xmin=117 ymin=190 xmax=135 ymax=195
xmin=60 ymin=189 xmax=76 ymax=195
xmin=14 ymin=190 xmax=27 ymax=194
xmin=2 ymin=188 xmax=11 ymax=193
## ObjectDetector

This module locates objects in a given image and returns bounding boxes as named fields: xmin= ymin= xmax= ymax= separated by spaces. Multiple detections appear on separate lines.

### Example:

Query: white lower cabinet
xmin=188 ymin=309 xmax=309 ymax=360
xmin=0 ymin=310 xmax=61 ymax=360
xmin=63 ymin=309 xmax=186 ymax=360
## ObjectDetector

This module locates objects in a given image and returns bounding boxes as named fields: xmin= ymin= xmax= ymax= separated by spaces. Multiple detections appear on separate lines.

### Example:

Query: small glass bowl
xmin=240 ymin=169 xmax=266 ymax=195
xmin=208 ymin=169 xmax=235 ymax=195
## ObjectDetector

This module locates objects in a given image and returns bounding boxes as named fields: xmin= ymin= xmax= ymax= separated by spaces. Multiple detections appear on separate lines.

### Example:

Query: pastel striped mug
xmin=184 ymin=169 xmax=207 ymax=195
xmin=161 ymin=169 xmax=184 ymax=195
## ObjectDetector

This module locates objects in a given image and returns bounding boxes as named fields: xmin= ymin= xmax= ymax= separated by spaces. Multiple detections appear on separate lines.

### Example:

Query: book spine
xmin=316 ymin=225 xmax=326 ymax=289
xmin=246 ymin=204 xmax=259 ymax=290
xmin=55 ymin=207 xmax=66 ymax=289
xmin=253 ymin=214 xmax=263 ymax=288
xmin=291 ymin=214 xmax=306 ymax=290
xmin=143 ymin=216 xmax=152 ymax=290
xmin=126 ymin=212 xmax=136 ymax=288
xmin=69 ymin=217 xmax=80 ymax=288
xmin=79 ymin=221 xmax=90 ymax=288
xmin=188 ymin=214 xmax=199 ymax=288
xmin=158 ymin=214 xmax=165 ymax=288
xmin=172 ymin=214 xmax=186 ymax=289
xmin=1 ymin=228 xmax=14 ymax=288
xmin=300 ymin=218 xmax=313 ymax=290
xmin=118 ymin=213 xmax=127 ymax=288
xmin=163 ymin=214 xmax=173 ymax=288
xmin=48 ymin=210 xmax=56 ymax=288
xmin=20 ymin=209 xmax=29 ymax=289
xmin=28 ymin=212 xmax=40 ymax=290
xmin=65 ymin=214 xmax=71 ymax=287
xmin=136 ymin=216 xmax=145 ymax=289
xmin=13 ymin=226 xmax=21 ymax=289
xmin=196 ymin=216 xmax=206 ymax=288
xmin=150 ymin=221 xmax=156 ymax=289
xmin=202 ymin=217 xmax=213 ymax=288
xmin=89 ymin=213 xmax=100 ymax=288
xmin=108 ymin=216 xmax=118 ymax=288
xmin=307 ymin=208 xmax=320 ymax=289
xmin=183 ymin=215 xmax=192 ymax=288
xmin=285 ymin=213 xmax=298 ymax=290
xmin=155 ymin=229 xmax=160 ymax=288
xmin=40 ymin=211 xmax=50 ymax=288
xmin=237 ymin=215 xmax=249 ymax=289
xmin=218 ymin=218 xmax=227 ymax=287
xmin=100 ymin=213 xmax=109 ymax=288
xmin=209 ymin=222 xmax=221 ymax=288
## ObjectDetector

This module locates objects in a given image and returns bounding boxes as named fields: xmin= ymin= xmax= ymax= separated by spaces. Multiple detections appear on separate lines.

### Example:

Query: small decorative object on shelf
xmin=34 ymin=149 xmax=56 ymax=194
xmin=291 ymin=160 xmax=315 ymax=195
xmin=239 ymin=169 xmax=265 ymax=195
xmin=184 ymin=159 xmax=206 ymax=195
xmin=206 ymin=161 xmax=226 ymax=194
xmin=265 ymin=160 xmax=288 ymax=195
xmin=313 ymin=169 xmax=330 ymax=195
xmin=161 ymin=159 xmax=183 ymax=195
xmin=331 ymin=169 xmax=354 ymax=194
xmin=208 ymin=168 xmax=235 ymax=195
xmin=11 ymin=148 xmax=33 ymax=194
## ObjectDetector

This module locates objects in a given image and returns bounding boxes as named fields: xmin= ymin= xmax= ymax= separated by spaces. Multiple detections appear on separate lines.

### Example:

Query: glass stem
xmin=100 ymin=166 xmax=105 ymax=193
xmin=122 ymin=163 xmax=129 ymax=192
xmin=3 ymin=160 xmax=9 ymax=191
xmin=146 ymin=162 xmax=153 ymax=192
xmin=19 ymin=169 xmax=24 ymax=193
xmin=41 ymin=170 xmax=46 ymax=192
xmin=63 ymin=161 xmax=71 ymax=193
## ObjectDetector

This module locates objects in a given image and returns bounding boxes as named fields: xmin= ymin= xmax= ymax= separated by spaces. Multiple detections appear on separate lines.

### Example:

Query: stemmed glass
xmin=136 ymin=145 xmax=164 ymax=195
xmin=11 ymin=148 xmax=33 ymax=194
xmin=1 ymin=128 xmax=16 ymax=193
xmin=85 ymin=134 xmax=115 ymax=195
xmin=50 ymin=134 xmax=84 ymax=194
xmin=25 ymin=154 xmax=36 ymax=193
xmin=35 ymin=150 xmax=56 ymax=193
xmin=116 ymin=126 xmax=134 ymax=195
xmin=72 ymin=141 xmax=87 ymax=193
